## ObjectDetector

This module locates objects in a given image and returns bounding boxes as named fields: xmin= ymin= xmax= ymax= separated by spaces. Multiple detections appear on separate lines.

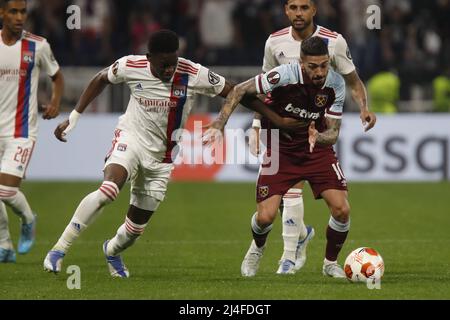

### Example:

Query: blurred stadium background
xmin=17 ymin=0 xmax=450 ymax=114
xmin=1 ymin=0 xmax=450 ymax=300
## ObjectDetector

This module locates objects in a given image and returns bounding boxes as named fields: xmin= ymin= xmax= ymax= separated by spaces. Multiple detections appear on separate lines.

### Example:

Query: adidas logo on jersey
xmin=135 ymin=83 xmax=143 ymax=91
xmin=278 ymin=51 xmax=285 ymax=59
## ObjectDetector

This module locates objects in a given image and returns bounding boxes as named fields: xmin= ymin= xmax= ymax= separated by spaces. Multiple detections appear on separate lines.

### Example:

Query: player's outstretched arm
xmin=54 ymin=67 xmax=111 ymax=142
xmin=343 ymin=71 xmax=376 ymax=132
xmin=215 ymin=79 xmax=258 ymax=129
xmin=202 ymin=80 xmax=256 ymax=146
xmin=214 ymin=80 xmax=305 ymax=131
xmin=308 ymin=118 xmax=342 ymax=153
xmin=42 ymin=70 xmax=64 ymax=120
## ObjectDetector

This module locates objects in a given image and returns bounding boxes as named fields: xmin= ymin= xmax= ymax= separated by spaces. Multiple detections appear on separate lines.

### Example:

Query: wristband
xmin=252 ymin=119 xmax=261 ymax=128
xmin=63 ymin=109 xmax=81 ymax=135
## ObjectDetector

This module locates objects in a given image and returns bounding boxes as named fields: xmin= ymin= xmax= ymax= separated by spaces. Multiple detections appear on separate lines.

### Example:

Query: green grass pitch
xmin=0 ymin=182 xmax=449 ymax=300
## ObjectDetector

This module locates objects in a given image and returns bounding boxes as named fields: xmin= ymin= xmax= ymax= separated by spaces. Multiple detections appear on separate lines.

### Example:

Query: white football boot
xmin=241 ymin=240 xmax=265 ymax=277
xmin=322 ymin=259 xmax=346 ymax=278
xmin=43 ymin=250 xmax=65 ymax=273
xmin=276 ymin=259 xmax=296 ymax=275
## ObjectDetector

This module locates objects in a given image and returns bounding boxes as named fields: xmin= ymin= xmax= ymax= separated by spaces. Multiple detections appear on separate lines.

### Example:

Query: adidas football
xmin=344 ymin=247 xmax=384 ymax=283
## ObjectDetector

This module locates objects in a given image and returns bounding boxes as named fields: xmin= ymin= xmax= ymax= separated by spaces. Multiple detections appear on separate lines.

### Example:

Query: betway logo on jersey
xmin=285 ymin=103 xmax=320 ymax=120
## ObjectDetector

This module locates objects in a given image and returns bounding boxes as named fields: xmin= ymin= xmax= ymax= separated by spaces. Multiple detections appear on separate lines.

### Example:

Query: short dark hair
xmin=1 ymin=0 xmax=26 ymax=8
xmin=301 ymin=36 xmax=329 ymax=57
xmin=284 ymin=0 xmax=315 ymax=5
xmin=147 ymin=29 xmax=179 ymax=55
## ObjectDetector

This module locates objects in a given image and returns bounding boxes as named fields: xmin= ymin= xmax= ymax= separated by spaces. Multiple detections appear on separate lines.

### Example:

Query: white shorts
xmin=104 ymin=129 xmax=173 ymax=211
xmin=0 ymin=138 xmax=36 ymax=178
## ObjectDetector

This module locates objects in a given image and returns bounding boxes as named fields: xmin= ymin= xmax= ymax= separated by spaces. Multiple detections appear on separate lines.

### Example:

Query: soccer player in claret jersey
xmin=206 ymin=36 xmax=351 ymax=278
xmin=43 ymin=30 xmax=301 ymax=278
xmin=249 ymin=0 xmax=376 ymax=275
xmin=0 ymin=0 xmax=64 ymax=263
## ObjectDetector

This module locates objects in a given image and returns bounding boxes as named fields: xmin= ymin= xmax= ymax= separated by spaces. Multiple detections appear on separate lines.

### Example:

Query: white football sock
xmin=106 ymin=217 xmax=147 ymax=256
xmin=281 ymin=189 xmax=307 ymax=262
xmin=0 ymin=185 xmax=34 ymax=224
xmin=0 ymin=201 xmax=13 ymax=250
xmin=53 ymin=181 xmax=119 ymax=253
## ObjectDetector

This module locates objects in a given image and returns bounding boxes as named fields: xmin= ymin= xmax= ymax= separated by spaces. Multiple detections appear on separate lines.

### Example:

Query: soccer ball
xmin=344 ymin=247 xmax=384 ymax=283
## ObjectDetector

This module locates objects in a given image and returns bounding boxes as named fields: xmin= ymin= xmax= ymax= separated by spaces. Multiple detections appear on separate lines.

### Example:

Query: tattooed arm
xmin=308 ymin=117 xmax=342 ymax=153
xmin=215 ymin=79 xmax=258 ymax=128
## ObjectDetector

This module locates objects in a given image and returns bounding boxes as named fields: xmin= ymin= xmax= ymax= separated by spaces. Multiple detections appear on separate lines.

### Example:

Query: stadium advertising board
xmin=28 ymin=114 xmax=449 ymax=182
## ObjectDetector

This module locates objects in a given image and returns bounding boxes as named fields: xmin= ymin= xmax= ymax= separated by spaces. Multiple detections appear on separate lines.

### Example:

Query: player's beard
xmin=292 ymin=18 xmax=311 ymax=32
xmin=312 ymin=77 xmax=326 ymax=87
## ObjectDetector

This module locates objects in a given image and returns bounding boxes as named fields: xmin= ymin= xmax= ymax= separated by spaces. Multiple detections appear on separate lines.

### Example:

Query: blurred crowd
xmin=8 ymin=0 xmax=450 ymax=110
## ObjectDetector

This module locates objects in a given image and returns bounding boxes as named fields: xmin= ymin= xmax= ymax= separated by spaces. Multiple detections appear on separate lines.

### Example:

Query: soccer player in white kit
xmin=43 ymin=30 xmax=303 ymax=278
xmin=0 ymin=0 xmax=64 ymax=263
xmin=250 ymin=0 xmax=377 ymax=276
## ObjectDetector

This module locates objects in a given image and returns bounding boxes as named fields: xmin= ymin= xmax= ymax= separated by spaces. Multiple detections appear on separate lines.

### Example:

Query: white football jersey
xmin=0 ymin=30 xmax=60 ymax=139
xmin=107 ymin=56 xmax=226 ymax=162
xmin=263 ymin=25 xmax=355 ymax=76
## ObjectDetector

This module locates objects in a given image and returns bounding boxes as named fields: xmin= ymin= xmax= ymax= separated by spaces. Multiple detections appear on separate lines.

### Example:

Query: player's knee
xmin=0 ymin=185 xmax=19 ymax=202
xmin=331 ymin=203 xmax=350 ymax=223
xmin=97 ymin=181 xmax=120 ymax=205
xmin=256 ymin=207 xmax=277 ymax=227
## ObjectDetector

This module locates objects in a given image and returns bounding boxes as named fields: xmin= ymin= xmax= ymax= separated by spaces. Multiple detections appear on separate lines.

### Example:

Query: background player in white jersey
xmin=43 ymin=30 xmax=303 ymax=278
xmin=0 ymin=0 xmax=64 ymax=263
xmin=249 ymin=0 xmax=377 ymax=274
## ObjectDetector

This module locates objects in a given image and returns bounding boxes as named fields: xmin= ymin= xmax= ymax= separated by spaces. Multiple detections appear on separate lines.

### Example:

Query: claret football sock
xmin=325 ymin=216 xmax=350 ymax=261
xmin=251 ymin=212 xmax=273 ymax=248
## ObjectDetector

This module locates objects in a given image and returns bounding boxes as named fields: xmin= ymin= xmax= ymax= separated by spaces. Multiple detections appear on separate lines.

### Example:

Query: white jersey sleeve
xmin=39 ymin=40 xmax=60 ymax=77
xmin=262 ymin=38 xmax=278 ymax=72
xmin=107 ymin=56 xmax=129 ymax=84
xmin=192 ymin=64 xmax=226 ymax=97
xmin=326 ymin=71 xmax=346 ymax=119
xmin=255 ymin=63 xmax=300 ymax=94
xmin=332 ymin=35 xmax=356 ymax=76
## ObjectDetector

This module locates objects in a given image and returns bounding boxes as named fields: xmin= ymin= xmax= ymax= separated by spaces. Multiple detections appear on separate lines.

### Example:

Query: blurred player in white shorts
xmin=43 ymin=29 xmax=301 ymax=278
xmin=0 ymin=0 xmax=64 ymax=263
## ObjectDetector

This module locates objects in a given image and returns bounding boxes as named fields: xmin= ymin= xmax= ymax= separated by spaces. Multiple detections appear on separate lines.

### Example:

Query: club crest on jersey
xmin=172 ymin=85 xmax=187 ymax=98
xmin=258 ymin=186 xmax=269 ymax=198
xmin=267 ymin=71 xmax=280 ymax=85
xmin=22 ymin=51 xmax=34 ymax=64
xmin=315 ymin=94 xmax=328 ymax=108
